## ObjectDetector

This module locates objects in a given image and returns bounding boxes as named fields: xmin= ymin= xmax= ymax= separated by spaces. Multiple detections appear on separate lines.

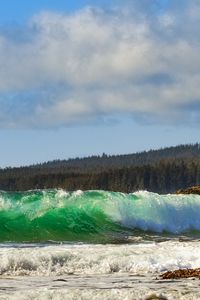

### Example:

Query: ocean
xmin=0 ymin=189 xmax=200 ymax=299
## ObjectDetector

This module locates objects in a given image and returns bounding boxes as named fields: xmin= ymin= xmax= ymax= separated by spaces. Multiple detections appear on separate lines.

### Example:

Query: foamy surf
xmin=1 ymin=241 xmax=200 ymax=299
xmin=0 ymin=241 xmax=200 ymax=276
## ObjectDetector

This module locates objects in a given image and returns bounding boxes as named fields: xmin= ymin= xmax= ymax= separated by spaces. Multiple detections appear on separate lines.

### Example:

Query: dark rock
xmin=176 ymin=186 xmax=200 ymax=195
xmin=161 ymin=268 xmax=200 ymax=279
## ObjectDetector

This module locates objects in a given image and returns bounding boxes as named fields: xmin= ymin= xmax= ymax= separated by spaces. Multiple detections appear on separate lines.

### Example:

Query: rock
xmin=161 ymin=268 xmax=200 ymax=279
xmin=145 ymin=294 xmax=168 ymax=300
xmin=176 ymin=186 xmax=200 ymax=195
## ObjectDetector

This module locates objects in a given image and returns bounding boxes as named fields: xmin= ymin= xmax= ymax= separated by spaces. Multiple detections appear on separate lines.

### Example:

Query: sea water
xmin=0 ymin=189 xmax=200 ymax=299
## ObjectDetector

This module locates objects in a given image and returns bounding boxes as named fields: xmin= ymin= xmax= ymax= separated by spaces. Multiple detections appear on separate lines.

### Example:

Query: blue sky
xmin=0 ymin=0 xmax=115 ymax=22
xmin=0 ymin=0 xmax=199 ymax=167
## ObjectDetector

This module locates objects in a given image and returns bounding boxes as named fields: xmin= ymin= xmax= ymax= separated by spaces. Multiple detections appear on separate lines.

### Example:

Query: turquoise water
xmin=0 ymin=189 xmax=200 ymax=243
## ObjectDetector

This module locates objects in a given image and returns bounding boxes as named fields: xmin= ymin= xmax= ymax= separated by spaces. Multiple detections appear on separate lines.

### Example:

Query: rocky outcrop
xmin=161 ymin=268 xmax=200 ymax=279
xmin=176 ymin=186 xmax=200 ymax=195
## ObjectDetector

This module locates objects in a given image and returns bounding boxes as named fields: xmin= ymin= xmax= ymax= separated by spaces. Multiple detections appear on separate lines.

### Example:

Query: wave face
xmin=0 ymin=189 xmax=200 ymax=243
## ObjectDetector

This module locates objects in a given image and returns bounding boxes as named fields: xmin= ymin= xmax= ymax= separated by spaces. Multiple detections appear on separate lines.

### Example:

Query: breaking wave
xmin=0 ymin=189 xmax=200 ymax=242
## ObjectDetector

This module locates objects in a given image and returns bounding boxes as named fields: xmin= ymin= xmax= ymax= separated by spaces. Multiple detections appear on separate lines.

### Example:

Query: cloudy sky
xmin=0 ymin=0 xmax=199 ymax=167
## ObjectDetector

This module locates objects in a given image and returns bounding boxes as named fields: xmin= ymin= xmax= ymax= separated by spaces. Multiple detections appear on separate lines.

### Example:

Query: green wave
xmin=0 ymin=190 xmax=127 ymax=243
xmin=0 ymin=189 xmax=200 ymax=243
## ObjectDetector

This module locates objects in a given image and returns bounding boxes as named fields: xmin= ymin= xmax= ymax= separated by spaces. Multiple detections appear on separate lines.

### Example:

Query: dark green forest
xmin=0 ymin=143 xmax=200 ymax=193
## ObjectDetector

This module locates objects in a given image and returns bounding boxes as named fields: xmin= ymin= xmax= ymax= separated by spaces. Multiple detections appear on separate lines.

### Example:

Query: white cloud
xmin=0 ymin=1 xmax=200 ymax=128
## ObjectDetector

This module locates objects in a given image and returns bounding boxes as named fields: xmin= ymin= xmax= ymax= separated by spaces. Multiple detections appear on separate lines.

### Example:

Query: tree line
xmin=0 ymin=144 xmax=200 ymax=193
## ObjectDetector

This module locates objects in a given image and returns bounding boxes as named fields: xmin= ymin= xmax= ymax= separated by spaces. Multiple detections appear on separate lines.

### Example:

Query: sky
xmin=0 ymin=0 xmax=200 ymax=167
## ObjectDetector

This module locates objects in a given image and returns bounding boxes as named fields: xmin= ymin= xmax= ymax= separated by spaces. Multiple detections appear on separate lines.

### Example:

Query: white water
xmin=1 ymin=241 xmax=200 ymax=276
xmin=1 ymin=241 xmax=200 ymax=299
xmin=107 ymin=191 xmax=200 ymax=233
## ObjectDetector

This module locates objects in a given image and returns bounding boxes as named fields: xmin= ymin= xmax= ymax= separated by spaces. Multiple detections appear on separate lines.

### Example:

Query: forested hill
xmin=28 ymin=143 xmax=200 ymax=170
xmin=0 ymin=143 xmax=200 ymax=193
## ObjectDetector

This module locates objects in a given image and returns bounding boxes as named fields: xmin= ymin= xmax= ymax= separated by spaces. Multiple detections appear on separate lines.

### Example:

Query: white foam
xmin=0 ymin=241 xmax=200 ymax=277
xmin=106 ymin=192 xmax=200 ymax=233
xmin=56 ymin=189 xmax=69 ymax=198
xmin=73 ymin=190 xmax=83 ymax=196
xmin=1 ymin=241 xmax=200 ymax=299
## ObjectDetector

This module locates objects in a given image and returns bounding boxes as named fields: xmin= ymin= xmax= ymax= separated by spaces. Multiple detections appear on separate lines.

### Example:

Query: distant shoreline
xmin=0 ymin=143 xmax=200 ymax=193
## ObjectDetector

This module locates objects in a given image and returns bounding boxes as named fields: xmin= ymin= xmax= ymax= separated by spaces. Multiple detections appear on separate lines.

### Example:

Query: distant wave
xmin=0 ymin=189 xmax=200 ymax=243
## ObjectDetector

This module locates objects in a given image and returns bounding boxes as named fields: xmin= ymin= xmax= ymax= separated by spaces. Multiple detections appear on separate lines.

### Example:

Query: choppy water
xmin=0 ymin=189 xmax=200 ymax=299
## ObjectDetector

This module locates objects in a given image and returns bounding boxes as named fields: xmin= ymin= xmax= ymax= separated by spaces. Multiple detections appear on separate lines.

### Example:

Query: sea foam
xmin=0 ymin=241 xmax=200 ymax=276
